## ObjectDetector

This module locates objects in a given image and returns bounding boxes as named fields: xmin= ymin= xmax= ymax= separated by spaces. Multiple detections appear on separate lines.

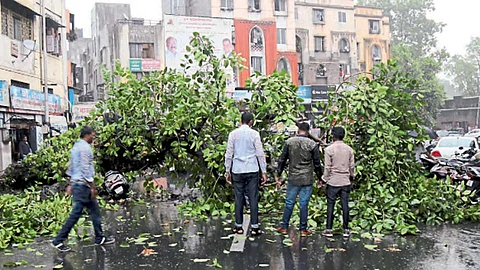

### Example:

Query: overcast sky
xmin=67 ymin=0 xmax=480 ymax=56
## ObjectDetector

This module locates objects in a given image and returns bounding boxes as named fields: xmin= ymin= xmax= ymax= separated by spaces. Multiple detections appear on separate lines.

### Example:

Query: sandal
xmin=233 ymin=226 xmax=244 ymax=234
xmin=250 ymin=228 xmax=263 ymax=236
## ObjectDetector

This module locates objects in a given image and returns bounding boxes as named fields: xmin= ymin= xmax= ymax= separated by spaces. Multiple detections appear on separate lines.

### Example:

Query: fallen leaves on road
xmin=192 ymin=258 xmax=210 ymax=263
xmin=169 ymin=243 xmax=178 ymax=247
xmin=140 ymin=248 xmax=157 ymax=256
xmin=259 ymin=264 xmax=270 ymax=268
xmin=283 ymin=239 xmax=293 ymax=247
xmin=364 ymin=244 xmax=379 ymax=251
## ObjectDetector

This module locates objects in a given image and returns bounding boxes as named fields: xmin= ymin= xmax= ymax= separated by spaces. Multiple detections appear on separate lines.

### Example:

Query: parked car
xmin=465 ymin=129 xmax=480 ymax=138
xmin=431 ymin=137 xmax=480 ymax=158
xmin=436 ymin=130 xmax=449 ymax=138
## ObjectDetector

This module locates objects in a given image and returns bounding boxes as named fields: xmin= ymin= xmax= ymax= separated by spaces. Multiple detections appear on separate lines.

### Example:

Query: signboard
xmin=142 ymin=59 xmax=161 ymax=72
xmin=233 ymin=90 xmax=253 ymax=101
xmin=297 ymin=86 xmax=311 ymax=104
xmin=129 ymin=59 xmax=142 ymax=72
xmin=311 ymin=85 xmax=329 ymax=101
xmin=0 ymin=81 xmax=10 ymax=107
xmin=164 ymin=15 xmax=234 ymax=70
xmin=50 ymin=116 xmax=68 ymax=136
xmin=72 ymin=103 xmax=96 ymax=123
xmin=10 ymin=86 xmax=62 ymax=113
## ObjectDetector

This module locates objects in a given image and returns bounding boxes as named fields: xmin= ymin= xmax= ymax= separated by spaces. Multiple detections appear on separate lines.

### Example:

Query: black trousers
xmin=326 ymin=184 xmax=351 ymax=230
xmin=232 ymin=172 xmax=259 ymax=227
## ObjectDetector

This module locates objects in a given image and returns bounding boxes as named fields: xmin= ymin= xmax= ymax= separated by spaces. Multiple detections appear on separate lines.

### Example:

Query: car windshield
xmin=438 ymin=138 xmax=475 ymax=148
xmin=436 ymin=131 xmax=449 ymax=137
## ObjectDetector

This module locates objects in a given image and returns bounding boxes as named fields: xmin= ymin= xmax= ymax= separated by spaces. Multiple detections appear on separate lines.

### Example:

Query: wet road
xmin=1 ymin=202 xmax=480 ymax=270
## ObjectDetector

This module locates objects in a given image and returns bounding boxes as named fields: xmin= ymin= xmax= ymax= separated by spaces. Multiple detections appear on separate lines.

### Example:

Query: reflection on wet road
xmin=1 ymin=202 xmax=480 ymax=270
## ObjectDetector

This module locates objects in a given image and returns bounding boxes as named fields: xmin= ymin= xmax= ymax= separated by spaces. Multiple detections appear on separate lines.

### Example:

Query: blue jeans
xmin=53 ymin=184 xmax=104 ymax=244
xmin=281 ymin=182 xmax=313 ymax=231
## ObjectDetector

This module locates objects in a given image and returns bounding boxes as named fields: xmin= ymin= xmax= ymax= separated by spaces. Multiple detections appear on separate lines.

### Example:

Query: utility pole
xmin=41 ymin=0 xmax=49 ymax=124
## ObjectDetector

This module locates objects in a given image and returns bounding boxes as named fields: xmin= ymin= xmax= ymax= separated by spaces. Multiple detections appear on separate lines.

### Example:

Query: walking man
xmin=321 ymin=126 xmax=354 ymax=238
xmin=52 ymin=126 xmax=114 ymax=252
xmin=276 ymin=122 xmax=323 ymax=237
xmin=225 ymin=112 xmax=267 ymax=236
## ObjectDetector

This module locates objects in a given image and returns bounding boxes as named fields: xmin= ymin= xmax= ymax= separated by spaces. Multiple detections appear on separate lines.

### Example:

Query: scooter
xmin=103 ymin=171 xmax=130 ymax=199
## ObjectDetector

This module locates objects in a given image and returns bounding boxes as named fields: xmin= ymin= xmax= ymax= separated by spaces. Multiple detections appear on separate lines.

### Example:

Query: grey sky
xmin=67 ymin=0 xmax=480 ymax=56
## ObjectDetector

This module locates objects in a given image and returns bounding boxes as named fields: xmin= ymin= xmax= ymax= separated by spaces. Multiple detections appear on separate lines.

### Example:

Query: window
xmin=274 ymin=0 xmax=286 ymax=12
xmin=11 ymin=80 xmax=30 ymax=89
xmin=338 ymin=12 xmax=347 ymax=23
xmin=221 ymin=0 xmax=234 ymax=10
xmin=250 ymin=27 xmax=264 ymax=47
xmin=277 ymin=28 xmax=286 ymax=45
xmin=339 ymin=64 xmax=350 ymax=77
xmin=313 ymin=9 xmax=325 ymax=24
xmin=277 ymin=58 xmax=290 ymax=73
xmin=129 ymin=43 xmax=154 ymax=59
xmin=13 ymin=17 xmax=22 ymax=41
xmin=251 ymin=56 xmax=263 ymax=73
xmin=249 ymin=0 xmax=261 ymax=11
xmin=316 ymin=64 xmax=326 ymax=77
xmin=369 ymin=20 xmax=381 ymax=34
xmin=372 ymin=45 xmax=382 ymax=61
xmin=295 ymin=8 xmax=299 ymax=20
xmin=314 ymin=36 xmax=326 ymax=52
xmin=339 ymin=38 xmax=350 ymax=53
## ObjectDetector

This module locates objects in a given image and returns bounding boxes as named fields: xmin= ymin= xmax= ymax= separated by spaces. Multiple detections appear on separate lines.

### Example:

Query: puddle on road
xmin=1 ymin=202 xmax=480 ymax=270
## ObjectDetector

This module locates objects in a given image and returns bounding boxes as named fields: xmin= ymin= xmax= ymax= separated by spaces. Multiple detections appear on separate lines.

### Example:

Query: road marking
xmin=230 ymin=214 xmax=250 ymax=253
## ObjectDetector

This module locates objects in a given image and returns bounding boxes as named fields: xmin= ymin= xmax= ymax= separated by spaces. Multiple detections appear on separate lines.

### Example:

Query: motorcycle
xmin=103 ymin=171 xmax=130 ymax=199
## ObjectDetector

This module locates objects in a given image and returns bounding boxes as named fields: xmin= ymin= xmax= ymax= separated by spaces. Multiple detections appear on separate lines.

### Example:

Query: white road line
xmin=229 ymin=214 xmax=250 ymax=253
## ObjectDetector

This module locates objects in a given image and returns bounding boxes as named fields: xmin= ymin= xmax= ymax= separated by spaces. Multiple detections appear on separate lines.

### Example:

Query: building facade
xmin=0 ymin=0 xmax=68 ymax=170
xmin=354 ymin=5 xmax=390 ymax=75
xmin=437 ymin=96 xmax=480 ymax=131
xmin=294 ymin=0 xmax=390 ymax=86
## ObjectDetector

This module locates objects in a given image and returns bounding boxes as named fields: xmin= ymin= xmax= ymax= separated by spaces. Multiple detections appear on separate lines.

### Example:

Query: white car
xmin=431 ymin=137 xmax=480 ymax=158
xmin=465 ymin=129 xmax=480 ymax=138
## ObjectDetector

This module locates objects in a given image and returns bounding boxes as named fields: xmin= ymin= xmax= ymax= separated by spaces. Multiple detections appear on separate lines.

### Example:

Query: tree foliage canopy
xmin=4 ymin=33 xmax=300 ymax=199
xmin=447 ymin=37 xmax=480 ymax=96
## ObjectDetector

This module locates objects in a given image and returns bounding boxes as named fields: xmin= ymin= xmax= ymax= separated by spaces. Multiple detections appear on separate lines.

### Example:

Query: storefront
xmin=7 ymin=86 xmax=64 ymax=162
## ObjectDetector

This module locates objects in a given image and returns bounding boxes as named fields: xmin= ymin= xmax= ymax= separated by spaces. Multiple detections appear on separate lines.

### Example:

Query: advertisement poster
xmin=72 ymin=103 xmax=96 ymax=123
xmin=0 ymin=81 xmax=10 ymax=107
xmin=164 ymin=15 xmax=235 ymax=94
xmin=10 ymin=86 xmax=62 ymax=113
xmin=296 ymin=86 xmax=312 ymax=104
xmin=50 ymin=116 xmax=68 ymax=135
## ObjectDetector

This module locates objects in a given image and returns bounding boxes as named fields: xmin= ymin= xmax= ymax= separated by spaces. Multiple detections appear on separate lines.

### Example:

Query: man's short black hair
xmin=241 ymin=112 xmax=254 ymax=124
xmin=332 ymin=126 xmax=345 ymax=140
xmin=80 ymin=126 xmax=95 ymax=138
xmin=298 ymin=122 xmax=310 ymax=132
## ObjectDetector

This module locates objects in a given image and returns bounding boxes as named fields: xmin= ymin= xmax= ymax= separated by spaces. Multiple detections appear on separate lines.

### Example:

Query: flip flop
xmin=250 ymin=228 xmax=263 ymax=236
xmin=232 ymin=226 xmax=244 ymax=234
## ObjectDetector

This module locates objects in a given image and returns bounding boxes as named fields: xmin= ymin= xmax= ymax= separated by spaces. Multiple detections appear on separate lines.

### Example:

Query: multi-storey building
xmin=0 ymin=0 xmax=68 ymax=170
xmin=294 ymin=0 xmax=389 ymax=86
xmin=354 ymin=5 xmax=390 ymax=75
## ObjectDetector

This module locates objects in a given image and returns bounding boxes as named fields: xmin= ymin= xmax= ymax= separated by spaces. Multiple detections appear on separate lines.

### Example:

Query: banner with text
xmin=72 ymin=103 xmax=97 ymax=123
xmin=10 ymin=86 xmax=62 ymax=113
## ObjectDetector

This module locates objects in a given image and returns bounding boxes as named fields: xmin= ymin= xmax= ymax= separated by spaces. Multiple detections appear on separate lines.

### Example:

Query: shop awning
xmin=46 ymin=15 xmax=65 ymax=29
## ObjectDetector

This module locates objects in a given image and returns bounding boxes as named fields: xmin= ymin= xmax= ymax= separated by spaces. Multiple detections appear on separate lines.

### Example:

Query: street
xmin=1 ymin=202 xmax=479 ymax=270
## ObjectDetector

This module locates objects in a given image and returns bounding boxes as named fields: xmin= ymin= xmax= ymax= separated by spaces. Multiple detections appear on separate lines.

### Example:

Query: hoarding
xmin=164 ymin=15 xmax=234 ymax=70
xmin=10 ymin=86 xmax=62 ymax=113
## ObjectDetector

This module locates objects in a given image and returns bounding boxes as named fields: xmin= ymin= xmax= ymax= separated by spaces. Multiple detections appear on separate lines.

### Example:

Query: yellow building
xmin=0 ymin=0 xmax=67 ymax=169
xmin=354 ymin=5 xmax=390 ymax=75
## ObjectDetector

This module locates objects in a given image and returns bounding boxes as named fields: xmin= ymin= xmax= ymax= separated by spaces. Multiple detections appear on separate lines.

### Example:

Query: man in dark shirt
xmin=19 ymin=136 xmax=32 ymax=159
xmin=276 ymin=122 xmax=323 ymax=236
